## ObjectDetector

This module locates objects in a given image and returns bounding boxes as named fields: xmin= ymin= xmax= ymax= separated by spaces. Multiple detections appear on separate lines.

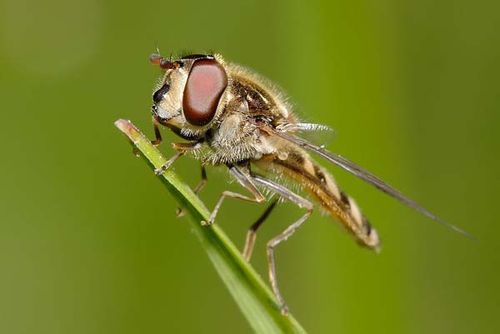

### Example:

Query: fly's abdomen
xmin=256 ymin=148 xmax=380 ymax=250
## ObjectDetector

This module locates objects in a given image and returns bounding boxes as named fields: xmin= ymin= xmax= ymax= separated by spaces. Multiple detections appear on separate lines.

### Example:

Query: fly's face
xmin=150 ymin=53 xmax=229 ymax=139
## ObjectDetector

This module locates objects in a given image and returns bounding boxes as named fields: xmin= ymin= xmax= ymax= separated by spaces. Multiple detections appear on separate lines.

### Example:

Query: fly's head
xmin=150 ymin=53 xmax=229 ymax=140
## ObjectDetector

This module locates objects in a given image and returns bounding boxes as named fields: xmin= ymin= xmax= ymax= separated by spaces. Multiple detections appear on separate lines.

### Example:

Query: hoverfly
xmin=147 ymin=52 xmax=470 ymax=314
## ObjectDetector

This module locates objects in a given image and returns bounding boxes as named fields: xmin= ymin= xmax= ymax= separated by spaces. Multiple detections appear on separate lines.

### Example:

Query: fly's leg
xmin=154 ymin=151 xmax=183 ymax=175
xmin=242 ymin=199 xmax=278 ymax=261
xmin=154 ymin=141 xmax=202 ymax=176
xmin=204 ymin=191 xmax=263 ymax=226
xmin=192 ymin=165 xmax=208 ymax=194
xmin=252 ymin=174 xmax=314 ymax=315
xmin=151 ymin=120 xmax=163 ymax=147
xmin=267 ymin=211 xmax=311 ymax=315
xmin=203 ymin=165 xmax=265 ymax=226
xmin=133 ymin=119 xmax=162 ymax=157
xmin=148 ymin=118 xmax=202 ymax=175
xmin=176 ymin=165 xmax=208 ymax=217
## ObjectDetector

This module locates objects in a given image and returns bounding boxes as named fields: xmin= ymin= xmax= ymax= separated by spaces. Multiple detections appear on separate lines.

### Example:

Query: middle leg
xmin=203 ymin=165 xmax=265 ymax=226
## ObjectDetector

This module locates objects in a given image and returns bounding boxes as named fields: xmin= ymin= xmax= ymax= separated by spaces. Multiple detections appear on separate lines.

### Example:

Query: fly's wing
xmin=277 ymin=122 xmax=336 ymax=148
xmin=270 ymin=128 xmax=473 ymax=239
xmin=277 ymin=122 xmax=333 ymax=133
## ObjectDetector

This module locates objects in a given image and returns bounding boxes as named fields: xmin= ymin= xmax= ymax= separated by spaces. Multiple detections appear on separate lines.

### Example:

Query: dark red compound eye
xmin=183 ymin=59 xmax=228 ymax=126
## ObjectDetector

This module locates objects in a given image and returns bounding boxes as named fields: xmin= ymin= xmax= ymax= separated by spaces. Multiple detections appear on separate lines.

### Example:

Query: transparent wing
xmin=277 ymin=122 xmax=336 ymax=147
xmin=272 ymin=129 xmax=473 ymax=239
xmin=277 ymin=122 xmax=333 ymax=133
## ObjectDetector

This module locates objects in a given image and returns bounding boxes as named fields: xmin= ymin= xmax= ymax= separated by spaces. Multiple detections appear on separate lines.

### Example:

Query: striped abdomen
xmin=255 ymin=147 xmax=380 ymax=250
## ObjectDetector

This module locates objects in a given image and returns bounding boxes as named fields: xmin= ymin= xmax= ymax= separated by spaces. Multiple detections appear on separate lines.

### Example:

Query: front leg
xmin=133 ymin=119 xmax=163 ymax=157
xmin=154 ymin=141 xmax=203 ymax=175
xmin=151 ymin=120 xmax=163 ymax=147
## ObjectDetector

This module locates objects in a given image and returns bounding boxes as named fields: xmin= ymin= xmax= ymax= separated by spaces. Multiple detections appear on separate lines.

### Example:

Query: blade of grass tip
xmin=115 ymin=119 xmax=307 ymax=334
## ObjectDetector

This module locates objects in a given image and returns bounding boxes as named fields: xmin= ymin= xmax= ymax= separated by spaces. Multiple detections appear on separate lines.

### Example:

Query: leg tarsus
xmin=154 ymin=151 xmax=184 ymax=175
xmin=250 ymin=173 xmax=314 ymax=315
xmin=267 ymin=209 xmax=312 ymax=314
xmin=154 ymin=141 xmax=202 ymax=176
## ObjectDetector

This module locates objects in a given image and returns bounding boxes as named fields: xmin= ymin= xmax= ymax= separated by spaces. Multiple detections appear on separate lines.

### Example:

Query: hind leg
xmin=242 ymin=199 xmax=278 ymax=261
xmin=251 ymin=174 xmax=314 ymax=314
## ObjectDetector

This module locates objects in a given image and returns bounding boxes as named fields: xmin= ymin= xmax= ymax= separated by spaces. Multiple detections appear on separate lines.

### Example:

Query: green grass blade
xmin=115 ymin=119 xmax=307 ymax=334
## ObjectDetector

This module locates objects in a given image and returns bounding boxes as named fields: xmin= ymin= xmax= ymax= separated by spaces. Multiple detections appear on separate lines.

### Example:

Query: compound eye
xmin=183 ymin=59 xmax=228 ymax=126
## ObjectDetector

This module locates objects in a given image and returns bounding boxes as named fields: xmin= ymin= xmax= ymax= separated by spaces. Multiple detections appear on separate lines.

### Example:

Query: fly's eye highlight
xmin=183 ymin=59 xmax=228 ymax=126
xmin=153 ymin=83 xmax=170 ymax=103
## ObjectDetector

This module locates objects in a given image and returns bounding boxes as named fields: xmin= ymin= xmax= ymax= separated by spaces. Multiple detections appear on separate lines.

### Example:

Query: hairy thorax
xmin=203 ymin=111 xmax=277 ymax=165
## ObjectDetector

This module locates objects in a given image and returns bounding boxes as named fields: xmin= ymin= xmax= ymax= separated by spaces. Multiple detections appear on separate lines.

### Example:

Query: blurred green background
xmin=1 ymin=0 xmax=499 ymax=333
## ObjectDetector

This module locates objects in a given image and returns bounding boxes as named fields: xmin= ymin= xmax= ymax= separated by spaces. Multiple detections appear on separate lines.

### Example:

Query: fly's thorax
xmin=225 ymin=63 xmax=292 ymax=120
xmin=202 ymin=110 xmax=277 ymax=165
